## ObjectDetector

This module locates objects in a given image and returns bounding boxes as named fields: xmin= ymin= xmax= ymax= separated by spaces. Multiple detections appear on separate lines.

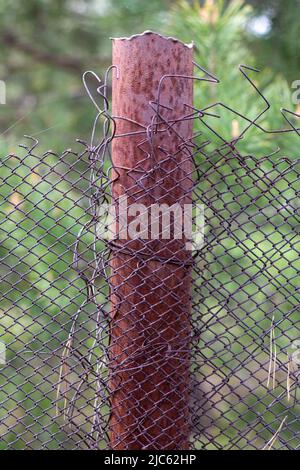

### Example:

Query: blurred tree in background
xmin=163 ymin=0 xmax=299 ymax=155
xmin=0 ymin=0 xmax=171 ymax=153
xmin=0 ymin=0 xmax=299 ymax=154
xmin=247 ymin=0 xmax=300 ymax=82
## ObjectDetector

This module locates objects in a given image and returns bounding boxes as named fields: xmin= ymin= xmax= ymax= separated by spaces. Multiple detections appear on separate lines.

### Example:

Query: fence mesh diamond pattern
xmin=1 ymin=63 xmax=300 ymax=449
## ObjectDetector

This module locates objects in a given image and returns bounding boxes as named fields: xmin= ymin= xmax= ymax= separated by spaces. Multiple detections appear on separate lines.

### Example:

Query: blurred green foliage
xmin=0 ymin=0 xmax=172 ymax=155
xmin=247 ymin=0 xmax=300 ymax=82
xmin=0 ymin=0 xmax=299 ymax=450
xmin=164 ymin=0 xmax=300 ymax=156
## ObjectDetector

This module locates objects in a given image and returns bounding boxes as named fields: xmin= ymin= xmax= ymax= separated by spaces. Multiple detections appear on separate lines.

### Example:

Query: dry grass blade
xmin=262 ymin=416 xmax=288 ymax=450
xmin=272 ymin=324 xmax=277 ymax=390
xmin=267 ymin=316 xmax=275 ymax=389
xmin=287 ymin=352 xmax=291 ymax=402
xmin=56 ymin=336 xmax=73 ymax=418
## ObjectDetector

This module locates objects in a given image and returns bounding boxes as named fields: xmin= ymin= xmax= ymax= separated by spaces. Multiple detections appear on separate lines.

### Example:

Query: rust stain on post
xmin=109 ymin=31 xmax=194 ymax=450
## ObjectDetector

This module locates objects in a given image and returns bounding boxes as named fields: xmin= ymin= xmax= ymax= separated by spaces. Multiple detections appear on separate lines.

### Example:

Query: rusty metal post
xmin=109 ymin=31 xmax=194 ymax=450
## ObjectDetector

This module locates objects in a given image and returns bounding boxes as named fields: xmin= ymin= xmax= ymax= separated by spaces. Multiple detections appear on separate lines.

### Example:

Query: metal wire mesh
xmin=1 ymin=55 xmax=300 ymax=450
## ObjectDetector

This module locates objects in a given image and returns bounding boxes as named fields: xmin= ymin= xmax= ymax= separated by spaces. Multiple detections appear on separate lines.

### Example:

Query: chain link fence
xmin=1 ymin=34 xmax=300 ymax=450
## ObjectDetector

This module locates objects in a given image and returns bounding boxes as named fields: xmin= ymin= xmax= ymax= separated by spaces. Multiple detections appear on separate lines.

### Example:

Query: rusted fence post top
xmin=111 ymin=30 xmax=194 ymax=49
